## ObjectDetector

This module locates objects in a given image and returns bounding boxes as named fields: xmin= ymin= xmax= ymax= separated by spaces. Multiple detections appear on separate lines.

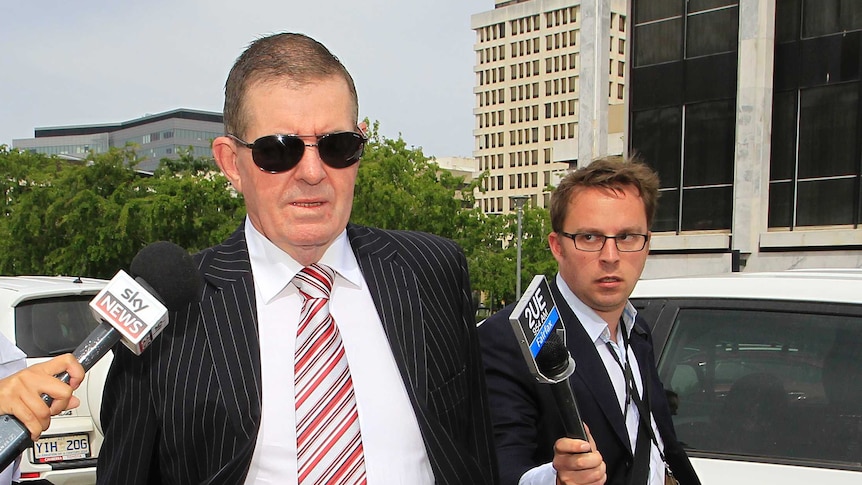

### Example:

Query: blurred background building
xmin=471 ymin=0 xmax=628 ymax=215
xmin=13 ymin=108 xmax=223 ymax=173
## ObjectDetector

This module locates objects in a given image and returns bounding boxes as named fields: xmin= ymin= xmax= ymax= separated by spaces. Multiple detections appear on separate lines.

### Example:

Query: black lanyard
xmin=605 ymin=319 xmax=671 ymax=474
xmin=604 ymin=321 xmax=637 ymax=420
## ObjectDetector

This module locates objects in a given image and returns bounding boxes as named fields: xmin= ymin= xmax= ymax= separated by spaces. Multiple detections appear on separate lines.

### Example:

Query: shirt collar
xmin=245 ymin=218 xmax=363 ymax=304
xmin=554 ymin=273 xmax=637 ymax=346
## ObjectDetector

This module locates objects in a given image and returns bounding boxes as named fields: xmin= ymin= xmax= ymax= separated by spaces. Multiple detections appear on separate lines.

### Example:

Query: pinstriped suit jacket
xmin=96 ymin=224 xmax=498 ymax=485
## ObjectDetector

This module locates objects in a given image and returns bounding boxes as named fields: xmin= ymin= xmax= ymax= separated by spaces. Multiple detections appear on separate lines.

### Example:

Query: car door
xmin=631 ymin=297 xmax=862 ymax=484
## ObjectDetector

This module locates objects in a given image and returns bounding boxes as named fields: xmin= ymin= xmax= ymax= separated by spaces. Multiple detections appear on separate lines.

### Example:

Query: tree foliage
xmin=0 ymin=126 xmax=557 ymax=311
xmin=352 ymin=122 xmax=557 ymax=310
xmin=0 ymin=145 xmax=243 ymax=278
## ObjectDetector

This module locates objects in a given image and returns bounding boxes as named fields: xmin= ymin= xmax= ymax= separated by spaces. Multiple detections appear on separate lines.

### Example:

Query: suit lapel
xmin=347 ymin=224 xmax=428 ymax=402
xmin=550 ymin=279 xmax=632 ymax=453
xmin=197 ymin=226 xmax=263 ymax=438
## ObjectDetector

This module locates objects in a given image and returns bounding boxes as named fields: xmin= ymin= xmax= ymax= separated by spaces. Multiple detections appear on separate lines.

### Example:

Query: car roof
xmin=0 ymin=276 xmax=107 ymax=307
xmin=631 ymin=268 xmax=862 ymax=304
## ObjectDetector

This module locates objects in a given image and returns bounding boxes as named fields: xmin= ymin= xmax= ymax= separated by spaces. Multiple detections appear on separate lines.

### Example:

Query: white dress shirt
xmin=519 ymin=274 xmax=666 ymax=485
xmin=243 ymin=219 xmax=433 ymax=484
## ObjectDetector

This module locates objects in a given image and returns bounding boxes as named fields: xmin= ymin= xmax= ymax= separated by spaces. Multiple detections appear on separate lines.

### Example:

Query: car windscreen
xmin=15 ymin=295 xmax=99 ymax=357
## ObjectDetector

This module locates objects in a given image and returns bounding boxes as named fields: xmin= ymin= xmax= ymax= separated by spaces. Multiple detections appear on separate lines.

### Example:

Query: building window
xmin=767 ymin=1 xmax=862 ymax=228
xmin=629 ymin=0 xmax=739 ymax=232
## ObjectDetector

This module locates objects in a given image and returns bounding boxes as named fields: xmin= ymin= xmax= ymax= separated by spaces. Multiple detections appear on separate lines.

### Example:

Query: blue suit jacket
xmin=97 ymin=224 xmax=498 ymax=484
xmin=478 ymin=278 xmax=699 ymax=485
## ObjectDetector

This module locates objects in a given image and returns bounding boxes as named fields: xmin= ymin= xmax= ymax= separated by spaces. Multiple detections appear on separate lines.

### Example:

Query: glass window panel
xmin=631 ymin=107 xmax=682 ymax=188
xmin=796 ymin=178 xmax=855 ymax=226
xmin=767 ymin=180 xmax=793 ymax=228
xmin=684 ymin=53 xmax=738 ymax=103
xmin=799 ymin=33 xmax=862 ymax=88
xmin=631 ymin=62 xmax=684 ymax=110
xmin=657 ymin=306 xmax=862 ymax=463
xmin=798 ymin=83 xmax=858 ymax=179
xmin=769 ymin=91 xmax=797 ymax=181
xmin=654 ymin=188 xmax=680 ymax=232
xmin=773 ymin=42 xmax=800 ymax=91
xmin=635 ymin=0 xmax=684 ymax=24
xmin=683 ymin=100 xmax=735 ymax=186
xmin=803 ymin=0 xmax=862 ymax=38
xmin=634 ymin=19 xmax=684 ymax=67
xmin=776 ymin=0 xmax=801 ymax=43
xmin=686 ymin=7 xmax=739 ymax=58
xmin=681 ymin=185 xmax=732 ymax=230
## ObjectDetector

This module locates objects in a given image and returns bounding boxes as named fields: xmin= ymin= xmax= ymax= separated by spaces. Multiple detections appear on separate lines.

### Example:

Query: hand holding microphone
xmin=509 ymin=276 xmax=606 ymax=484
xmin=0 ymin=241 xmax=201 ymax=470
xmin=0 ymin=355 xmax=84 ymax=441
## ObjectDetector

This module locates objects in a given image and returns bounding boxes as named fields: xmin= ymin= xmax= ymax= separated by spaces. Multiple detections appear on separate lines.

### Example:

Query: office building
xmin=630 ymin=0 xmax=862 ymax=276
xmin=13 ymin=108 xmax=223 ymax=172
xmin=471 ymin=0 xmax=628 ymax=215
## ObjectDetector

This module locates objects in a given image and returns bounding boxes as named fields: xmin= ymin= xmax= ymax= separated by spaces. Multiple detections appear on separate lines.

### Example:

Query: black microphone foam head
xmin=535 ymin=330 xmax=571 ymax=380
xmin=129 ymin=241 xmax=202 ymax=311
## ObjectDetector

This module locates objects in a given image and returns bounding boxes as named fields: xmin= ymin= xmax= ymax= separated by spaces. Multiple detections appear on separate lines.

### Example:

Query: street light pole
xmin=510 ymin=195 xmax=529 ymax=299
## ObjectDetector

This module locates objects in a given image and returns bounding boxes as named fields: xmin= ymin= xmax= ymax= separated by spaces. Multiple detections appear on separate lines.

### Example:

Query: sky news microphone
xmin=0 ymin=241 xmax=201 ymax=470
xmin=509 ymin=275 xmax=587 ymax=442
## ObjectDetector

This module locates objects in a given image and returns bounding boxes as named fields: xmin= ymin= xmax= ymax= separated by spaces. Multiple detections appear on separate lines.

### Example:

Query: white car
xmin=630 ymin=269 xmax=862 ymax=484
xmin=0 ymin=276 xmax=111 ymax=485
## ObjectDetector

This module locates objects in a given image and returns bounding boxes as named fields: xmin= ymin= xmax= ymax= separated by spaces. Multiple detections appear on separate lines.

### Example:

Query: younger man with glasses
xmin=479 ymin=156 xmax=700 ymax=485
xmin=97 ymin=32 xmax=497 ymax=484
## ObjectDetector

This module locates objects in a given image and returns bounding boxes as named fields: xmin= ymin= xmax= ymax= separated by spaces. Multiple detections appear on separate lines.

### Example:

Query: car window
xmin=15 ymin=296 xmax=99 ymax=357
xmin=657 ymin=307 xmax=862 ymax=467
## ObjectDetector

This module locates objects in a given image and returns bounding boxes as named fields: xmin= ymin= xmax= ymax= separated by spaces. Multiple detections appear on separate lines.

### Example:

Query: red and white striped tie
xmin=293 ymin=264 xmax=366 ymax=485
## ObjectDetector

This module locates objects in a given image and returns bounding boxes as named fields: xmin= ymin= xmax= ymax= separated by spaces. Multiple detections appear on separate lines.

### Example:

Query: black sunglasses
xmin=228 ymin=131 xmax=366 ymax=173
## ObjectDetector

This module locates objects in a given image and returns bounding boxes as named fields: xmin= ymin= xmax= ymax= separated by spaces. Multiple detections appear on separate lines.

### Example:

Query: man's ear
xmin=548 ymin=231 xmax=564 ymax=261
xmin=212 ymin=136 xmax=243 ymax=193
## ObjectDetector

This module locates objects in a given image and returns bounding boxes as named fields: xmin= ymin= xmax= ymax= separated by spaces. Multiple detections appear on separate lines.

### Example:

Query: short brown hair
xmin=223 ymin=32 xmax=359 ymax=138
xmin=549 ymin=155 xmax=660 ymax=232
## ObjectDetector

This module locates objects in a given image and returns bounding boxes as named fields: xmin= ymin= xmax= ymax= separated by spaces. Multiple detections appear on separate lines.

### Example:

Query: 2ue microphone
xmin=509 ymin=275 xmax=588 ymax=441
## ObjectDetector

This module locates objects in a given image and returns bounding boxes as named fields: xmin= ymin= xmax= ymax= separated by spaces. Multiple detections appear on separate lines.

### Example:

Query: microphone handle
xmin=42 ymin=320 xmax=120 ymax=407
xmin=550 ymin=378 xmax=588 ymax=441
xmin=0 ymin=416 xmax=29 ymax=471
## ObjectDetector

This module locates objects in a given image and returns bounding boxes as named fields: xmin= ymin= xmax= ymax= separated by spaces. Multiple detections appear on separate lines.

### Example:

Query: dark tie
xmin=293 ymin=264 xmax=367 ymax=484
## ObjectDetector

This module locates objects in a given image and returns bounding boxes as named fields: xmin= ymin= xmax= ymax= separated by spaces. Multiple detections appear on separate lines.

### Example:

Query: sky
xmin=0 ymin=1 xmax=491 ymax=158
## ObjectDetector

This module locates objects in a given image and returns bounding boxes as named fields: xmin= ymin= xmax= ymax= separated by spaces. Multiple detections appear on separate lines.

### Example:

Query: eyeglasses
xmin=559 ymin=232 xmax=649 ymax=252
xmin=227 ymin=131 xmax=366 ymax=173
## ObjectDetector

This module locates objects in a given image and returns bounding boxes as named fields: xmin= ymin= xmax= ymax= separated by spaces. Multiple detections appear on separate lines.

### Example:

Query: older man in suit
xmin=97 ymin=32 xmax=497 ymax=485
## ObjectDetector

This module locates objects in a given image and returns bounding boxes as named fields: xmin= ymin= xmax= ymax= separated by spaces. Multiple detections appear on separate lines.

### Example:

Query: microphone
xmin=509 ymin=275 xmax=587 ymax=441
xmin=0 ymin=241 xmax=201 ymax=470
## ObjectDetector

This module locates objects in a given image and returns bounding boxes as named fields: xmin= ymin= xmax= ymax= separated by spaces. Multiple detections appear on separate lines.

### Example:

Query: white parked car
xmin=0 ymin=276 xmax=111 ymax=484
xmin=630 ymin=269 xmax=862 ymax=485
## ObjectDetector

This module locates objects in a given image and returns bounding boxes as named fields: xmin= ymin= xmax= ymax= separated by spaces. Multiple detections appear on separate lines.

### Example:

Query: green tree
xmin=352 ymin=121 xmax=469 ymax=239
xmin=0 ymin=146 xmax=243 ymax=278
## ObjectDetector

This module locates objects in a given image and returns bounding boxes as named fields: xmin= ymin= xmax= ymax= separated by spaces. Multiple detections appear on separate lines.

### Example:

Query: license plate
xmin=32 ymin=433 xmax=91 ymax=463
